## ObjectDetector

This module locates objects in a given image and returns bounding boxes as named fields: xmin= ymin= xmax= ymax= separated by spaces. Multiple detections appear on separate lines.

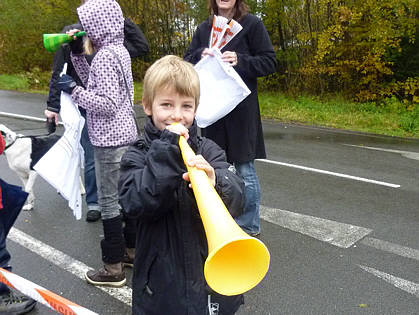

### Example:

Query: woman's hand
xmin=201 ymin=48 xmax=214 ymax=59
xmin=44 ymin=110 xmax=59 ymax=125
xmin=67 ymin=29 xmax=81 ymax=40
xmin=182 ymin=155 xmax=216 ymax=187
xmin=221 ymin=51 xmax=238 ymax=66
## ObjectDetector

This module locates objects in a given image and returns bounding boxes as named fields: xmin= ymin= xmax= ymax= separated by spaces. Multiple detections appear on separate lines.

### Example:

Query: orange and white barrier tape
xmin=0 ymin=268 xmax=97 ymax=315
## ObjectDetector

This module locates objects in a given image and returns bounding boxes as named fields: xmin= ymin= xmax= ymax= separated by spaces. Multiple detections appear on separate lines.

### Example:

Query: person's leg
xmin=122 ymin=215 xmax=137 ymax=268
xmin=85 ymin=146 xmax=127 ymax=287
xmin=0 ymin=226 xmax=11 ymax=296
xmin=234 ymin=161 xmax=261 ymax=236
xmin=0 ymin=233 xmax=36 ymax=315
xmin=0 ymin=179 xmax=37 ymax=314
xmin=79 ymin=108 xmax=100 ymax=222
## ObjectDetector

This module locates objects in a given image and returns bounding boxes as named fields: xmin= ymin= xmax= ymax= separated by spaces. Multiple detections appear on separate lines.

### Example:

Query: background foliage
xmin=0 ymin=0 xmax=417 ymax=105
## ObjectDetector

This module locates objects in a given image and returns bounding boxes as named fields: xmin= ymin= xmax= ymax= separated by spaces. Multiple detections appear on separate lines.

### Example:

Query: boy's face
xmin=144 ymin=87 xmax=196 ymax=131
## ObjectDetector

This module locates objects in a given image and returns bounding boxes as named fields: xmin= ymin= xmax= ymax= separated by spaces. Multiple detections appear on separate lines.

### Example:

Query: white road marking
xmin=360 ymin=237 xmax=419 ymax=261
xmin=257 ymin=159 xmax=400 ymax=188
xmin=359 ymin=265 xmax=419 ymax=298
xmin=8 ymin=228 xmax=132 ymax=306
xmin=345 ymin=144 xmax=419 ymax=161
xmin=260 ymin=206 xmax=372 ymax=248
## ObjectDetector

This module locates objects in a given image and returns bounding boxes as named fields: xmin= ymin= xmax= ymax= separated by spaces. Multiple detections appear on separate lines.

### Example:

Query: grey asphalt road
xmin=1 ymin=90 xmax=418 ymax=314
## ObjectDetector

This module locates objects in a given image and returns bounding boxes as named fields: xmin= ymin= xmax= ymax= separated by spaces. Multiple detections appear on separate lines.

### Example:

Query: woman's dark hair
xmin=208 ymin=0 xmax=249 ymax=21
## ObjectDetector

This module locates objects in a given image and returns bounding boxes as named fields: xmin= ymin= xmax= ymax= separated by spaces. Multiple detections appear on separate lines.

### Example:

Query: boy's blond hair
xmin=142 ymin=55 xmax=200 ymax=111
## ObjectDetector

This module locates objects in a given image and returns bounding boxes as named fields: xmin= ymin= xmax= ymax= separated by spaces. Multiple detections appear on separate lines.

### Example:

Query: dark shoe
xmin=122 ymin=253 xmax=134 ymax=268
xmin=0 ymin=290 xmax=37 ymax=314
xmin=86 ymin=210 xmax=101 ymax=222
xmin=85 ymin=264 xmax=126 ymax=287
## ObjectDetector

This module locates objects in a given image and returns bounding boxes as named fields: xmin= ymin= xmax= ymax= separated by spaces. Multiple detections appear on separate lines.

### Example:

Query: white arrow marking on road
xmin=359 ymin=265 xmax=419 ymax=298
xmin=257 ymin=159 xmax=400 ymax=188
xmin=8 ymin=228 xmax=132 ymax=307
xmin=260 ymin=206 xmax=372 ymax=248
xmin=361 ymin=237 xmax=419 ymax=261
xmin=345 ymin=144 xmax=419 ymax=161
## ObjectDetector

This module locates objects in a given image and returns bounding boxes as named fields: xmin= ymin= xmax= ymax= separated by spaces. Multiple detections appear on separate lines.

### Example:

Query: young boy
xmin=118 ymin=55 xmax=245 ymax=315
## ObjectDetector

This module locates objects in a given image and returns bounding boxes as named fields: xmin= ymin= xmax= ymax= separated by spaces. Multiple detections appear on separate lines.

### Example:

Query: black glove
xmin=57 ymin=74 xmax=77 ymax=94
xmin=46 ymin=117 xmax=56 ymax=134
xmin=69 ymin=35 xmax=84 ymax=54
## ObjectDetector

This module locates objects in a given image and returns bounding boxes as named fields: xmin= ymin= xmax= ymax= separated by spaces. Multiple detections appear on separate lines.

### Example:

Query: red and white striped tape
xmin=0 ymin=267 xmax=97 ymax=315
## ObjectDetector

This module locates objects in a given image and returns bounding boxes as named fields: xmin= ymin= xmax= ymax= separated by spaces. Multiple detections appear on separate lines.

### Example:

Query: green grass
xmin=260 ymin=92 xmax=419 ymax=138
xmin=0 ymin=74 xmax=30 ymax=91
xmin=1 ymin=73 xmax=417 ymax=139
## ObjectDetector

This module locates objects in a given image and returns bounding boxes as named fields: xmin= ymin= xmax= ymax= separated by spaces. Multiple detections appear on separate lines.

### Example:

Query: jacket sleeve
xmin=235 ymin=18 xmax=277 ymax=79
xmin=119 ymin=131 xmax=186 ymax=220
xmin=184 ymin=24 xmax=207 ymax=65
xmin=47 ymin=23 xmax=86 ymax=113
xmin=71 ymin=52 xmax=120 ymax=116
xmin=46 ymin=46 xmax=69 ymax=113
xmin=200 ymin=139 xmax=245 ymax=218
xmin=123 ymin=18 xmax=149 ymax=59
xmin=70 ymin=53 xmax=91 ymax=87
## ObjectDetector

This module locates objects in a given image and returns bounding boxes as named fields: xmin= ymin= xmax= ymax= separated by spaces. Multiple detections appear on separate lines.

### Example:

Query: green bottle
xmin=43 ymin=31 xmax=86 ymax=53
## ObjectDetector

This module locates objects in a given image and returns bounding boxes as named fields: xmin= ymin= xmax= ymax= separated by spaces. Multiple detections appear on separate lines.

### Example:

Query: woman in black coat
xmin=184 ymin=0 xmax=277 ymax=236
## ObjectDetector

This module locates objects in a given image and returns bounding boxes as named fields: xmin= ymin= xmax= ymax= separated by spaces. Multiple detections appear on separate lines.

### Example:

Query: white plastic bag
xmin=34 ymin=63 xmax=85 ymax=220
xmin=194 ymin=49 xmax=250 ymax=128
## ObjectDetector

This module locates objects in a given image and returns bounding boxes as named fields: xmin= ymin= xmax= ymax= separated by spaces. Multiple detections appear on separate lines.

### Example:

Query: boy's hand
xmin=166 ymin=123 xmax=189 ymax=140
xmin=182 ymin=155 xmax=216 ymax=187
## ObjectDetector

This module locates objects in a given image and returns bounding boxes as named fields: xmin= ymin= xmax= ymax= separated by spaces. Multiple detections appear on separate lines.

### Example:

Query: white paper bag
xmin=194 ymin=49 xmax=250 ymax=128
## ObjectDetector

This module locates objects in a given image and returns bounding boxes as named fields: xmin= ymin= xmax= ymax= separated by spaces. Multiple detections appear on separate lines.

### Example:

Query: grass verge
xmin=1 ymin=73 xmax=417 ymax=139
xmin=259 ymin=92 xmax=418 ymax=138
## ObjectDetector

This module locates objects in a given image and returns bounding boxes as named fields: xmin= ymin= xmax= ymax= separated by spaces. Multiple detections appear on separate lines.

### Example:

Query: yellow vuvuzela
xmin=178 ymin=135 xmax=270 ymax=296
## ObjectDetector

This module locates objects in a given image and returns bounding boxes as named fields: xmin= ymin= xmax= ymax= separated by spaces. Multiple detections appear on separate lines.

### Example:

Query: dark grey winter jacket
xmin=119 ymin=118 xmax=245 ymax=315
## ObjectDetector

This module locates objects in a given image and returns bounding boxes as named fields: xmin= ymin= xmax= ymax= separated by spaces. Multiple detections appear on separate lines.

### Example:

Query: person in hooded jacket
xmin=184 ymin=0 xmax=277 ymax=237
xmin=118 ymin=55 xmax=245 ymax=314
xmin=56 ymin=0 xmax=138 ymax=287
xmin=45 ymin=0 xmax=149 ymax=223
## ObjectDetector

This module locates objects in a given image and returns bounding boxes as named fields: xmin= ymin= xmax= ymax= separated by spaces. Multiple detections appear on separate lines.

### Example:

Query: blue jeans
xmin=234 ymin=161 xmax=261 ymax=235
xmin=94 ymin=146 xmax=128 ymax=220
xmin=79 ymin=108 xmax=99 ymax=210
xmin=0 ymin=179 xmax=28 ymax=294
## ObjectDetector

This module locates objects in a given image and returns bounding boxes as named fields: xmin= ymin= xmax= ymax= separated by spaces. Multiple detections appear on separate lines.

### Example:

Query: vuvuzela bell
xmin=43 ymin=31 xmax=86 ymax=53
xmin=179 ymin=136 xmax=270 ymax=296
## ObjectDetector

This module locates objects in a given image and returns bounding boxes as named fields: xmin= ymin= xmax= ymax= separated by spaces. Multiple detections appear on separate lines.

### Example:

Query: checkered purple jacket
xmin=71 ymin=0 xmax=137 ymax=147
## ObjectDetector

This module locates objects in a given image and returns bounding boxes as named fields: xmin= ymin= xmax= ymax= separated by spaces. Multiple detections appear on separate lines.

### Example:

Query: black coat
xmin=184 ymin=14 xmax=277 ymax=163
xmin=46 ymin=19 xmax=149 ymax=113
xmin=119 ymin=119 xmax=245 ymax=315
